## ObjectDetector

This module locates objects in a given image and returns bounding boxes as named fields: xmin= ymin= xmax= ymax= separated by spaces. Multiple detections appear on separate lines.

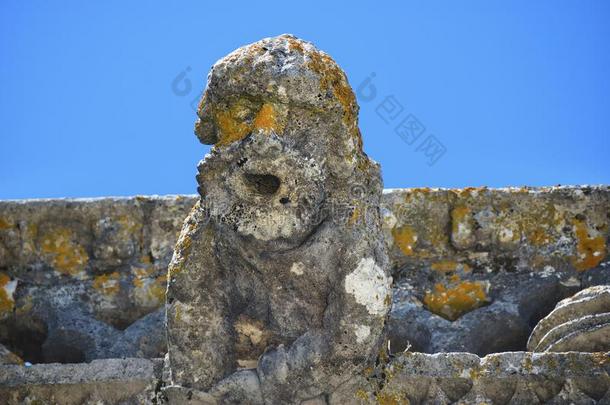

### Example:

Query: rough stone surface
xmin=165 ymin=34 xmax=391 ymax=404
xmin=0 ymin=196 xmax=193 ymax=364
xmin=384 ymin=186 xmax=610 ymax=355
xmin=528 ymin=285 xmax=610 ymax=352
xmin=0 ymin=343 xmax=22 ymax=365
xmin=0 ymin=353 xmax=608 ymax=404
xmin=0 ymin=357 xmax=162 ymax=404
xmin=0 ymin=191 xmax=608 ymax=361
xmin=367 ymin=351 xmax=610 ymax=404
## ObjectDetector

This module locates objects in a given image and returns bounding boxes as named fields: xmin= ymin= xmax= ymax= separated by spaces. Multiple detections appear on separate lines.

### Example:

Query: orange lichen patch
xmin=287 ymin=37 xmax=304 ymax=53
xmin=214 ymin=99 xmax=286 ymax=146
xmin=243 ymin=43 xmax=265 ymax=61
xmin=403 ymin=188 xmax=434 ymax=202
xmin=451 ymin=186 xmax=487 ymax=198
xmin=92 ymin=272 xmax=121 ymax=296
xmin=215 ymin=108 xmax=252 ymax=146
xmin=431 ymin=260 xmax=457 ymax=272
xmin=392 ymin=225 xmax=417 ymax=256
xmin=571 ymin=218 xmax=607 ymax=271
xmin=0 ymin=273 xmax=17 ymax=317
xmin=423 ymin=278 xmax=489 ymax=321
xmin=305 ymin=49 xmax=360 ymax=147
xmin=40 ymin=228 xmax=89 ymax=277
xmin=431 ymin=260 xmax=472 ymax=273
xmin=0 ymin=218 xmax=12 ymax=230
xmin=252 ymin=102 xmax=282 ymax=134
xmin=213 ymin=98 xmax=254 ymax=146
xmin=409 ymin=187 xmax=432 ymax=194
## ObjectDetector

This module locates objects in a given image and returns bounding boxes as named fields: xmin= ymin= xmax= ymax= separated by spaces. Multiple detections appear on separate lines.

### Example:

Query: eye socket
xmin=243 ymin=173 xmax=281 ymax=195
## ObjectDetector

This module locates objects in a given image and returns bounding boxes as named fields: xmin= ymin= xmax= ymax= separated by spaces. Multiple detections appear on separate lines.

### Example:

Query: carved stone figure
xmin=164 ymin=34 xmax=391 ymax=404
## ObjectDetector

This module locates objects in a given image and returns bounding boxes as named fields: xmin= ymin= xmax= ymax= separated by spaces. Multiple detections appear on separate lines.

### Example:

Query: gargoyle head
xmin=194 ymin=35 xmax=382 ymax=247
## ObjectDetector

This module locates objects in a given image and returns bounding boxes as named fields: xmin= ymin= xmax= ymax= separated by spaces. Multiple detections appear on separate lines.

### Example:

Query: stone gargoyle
xmin=163 ymin=35 xmax=392 ymax=404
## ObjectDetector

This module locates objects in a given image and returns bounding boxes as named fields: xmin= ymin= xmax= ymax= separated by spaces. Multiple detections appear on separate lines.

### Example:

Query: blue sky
xmin=1 ymin=1 xmax=608 ymax=198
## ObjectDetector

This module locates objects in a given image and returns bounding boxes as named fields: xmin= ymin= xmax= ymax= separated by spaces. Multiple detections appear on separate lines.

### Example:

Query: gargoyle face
xmin=197 ymin=132 xmax=327 ymax=245
xmin=192 ymin=35 xmax=374 ymax=247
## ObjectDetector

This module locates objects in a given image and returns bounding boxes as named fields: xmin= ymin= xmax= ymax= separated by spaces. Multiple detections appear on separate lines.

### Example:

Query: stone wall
xmin=1 ymin=353 xmax=608 ymax=404
xmin=0 ymin=186 xmax=608 ymax=364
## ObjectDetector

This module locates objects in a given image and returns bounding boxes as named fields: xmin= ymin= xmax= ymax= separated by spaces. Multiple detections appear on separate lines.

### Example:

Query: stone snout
xmin=197 ymin=133 xmax=328 ymax=246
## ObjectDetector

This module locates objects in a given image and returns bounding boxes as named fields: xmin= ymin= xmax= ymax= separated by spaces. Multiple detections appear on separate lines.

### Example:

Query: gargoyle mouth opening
xmin=243 ymin=173 xmax=281 ymax=195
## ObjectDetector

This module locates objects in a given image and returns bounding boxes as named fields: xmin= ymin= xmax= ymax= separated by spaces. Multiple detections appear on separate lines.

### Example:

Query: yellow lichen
xmin=376 ymin=392 xmax=410 ymax=405
xmin=253 ymin=102 xmax=281 ymax=134
xmin=520 ymin=203 xmax=563 ymax=247
xmin=408 ymin=187 xmax=432 ymax=196
xmin=215 ymin=108 xmax=251 ymax=146
xmin=355 ymin=389 xmax=369 ymax=401
xmin=571 ymin=218 xmax=607 ymax=271
xmin=453 ymin=186 xmax=487 ymax=198
xmin=392 ymin=225 xmax=417 ymax=256
xmin=287 ymin=37 xmax=304 ymax=53
xmin=451 ymin=206 xmax=471 ymax=234
xmin=40 ymin=228 xmax=89 ymax=277
xmin=431 ymin=260 xmax=471 ymax=273
xmin=591 ymin=352 xmax=610 ymax=366
xmin=423 ymin=278 xmax=489 ymax=321
xmin=214 ymin=100 xmax=285 ymax=146
xmin=0 ymin=273 xmax=15 ymax=316
xmin=0 ymin=218 xmax=12 ymax=230
xmin=92 ymin=272 xmax=121 ymax=296
xmin=305 ymin=48 xmax=361 ymax=152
